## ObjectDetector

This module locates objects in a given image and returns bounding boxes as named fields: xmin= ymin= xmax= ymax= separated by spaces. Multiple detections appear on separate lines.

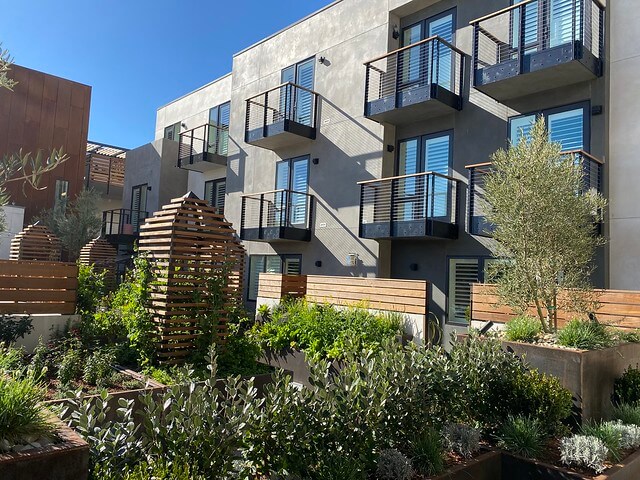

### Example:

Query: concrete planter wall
xmin=260 ymin=348 xmax=340 ymax=387
xmin=0 ymin=417 xmax=89 ymax=480
xmin=502 ymin=341 xmax=640 ymax=421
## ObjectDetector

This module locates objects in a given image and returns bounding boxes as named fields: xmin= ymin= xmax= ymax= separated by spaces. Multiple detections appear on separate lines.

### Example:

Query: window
xmin=401 ymin=9 xmax=455 ymax=89
xmin=281 ymin=58 xmax=315 ymax=126
xmin=397 ymin=131 xmax=452 ymax=219
xmin=275 ymin=156 xmax=309 ymax=226
xmin=448 ymin=257 xmax=497 ymax=324
xmin=54 ymin=179 xmax=69 ymax=211
xmin=509 ymin=103 xmax=588 ymax=152
xmin=209 ymin=102 xmax=230 ymax=155
xmin=248 ymin=254 xmax=302 ymax=301
xmin=131 ymin=184 xmax=148 ymax=230
xmin=204 ymin=178 xmax=226 ymax=214
xmin=164 ymin=122 xmax=181 ymax=141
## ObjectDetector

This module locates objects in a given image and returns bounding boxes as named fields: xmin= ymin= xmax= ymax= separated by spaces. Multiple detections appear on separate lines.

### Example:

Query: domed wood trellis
xmin=79 ymin=238 xmax=117 ymax=288
xmin=10 ymin=224 xmax=62 ymax=262
xmin=138 ymin=192 xmax=245 ymax=364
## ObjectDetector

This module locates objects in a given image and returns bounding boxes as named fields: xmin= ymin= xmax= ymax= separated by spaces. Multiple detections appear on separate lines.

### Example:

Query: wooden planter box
xmin=431 ymin=449 xmax=640 ymax=480
xmin=0 ymin=416 xmax=89 ymax=480
xmin=502 ymin=341 xmax=640 ymax=421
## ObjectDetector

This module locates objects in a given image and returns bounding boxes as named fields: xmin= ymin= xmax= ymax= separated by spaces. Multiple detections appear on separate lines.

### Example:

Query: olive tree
xmin=484 ymin=118 xmax=607 ymax=332
xmin=0 ymin=44 xmax=68 ymax=230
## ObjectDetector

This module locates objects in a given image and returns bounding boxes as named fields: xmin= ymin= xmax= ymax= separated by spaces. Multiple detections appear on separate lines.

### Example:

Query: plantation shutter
xmin=424 ymin=134 xmax=451 ymax=218
xmin=295 ymin=59 xmax=315 ymax=126
xmin=548 ymin=108 xmax=584 ymax=151
xmin=283 ymin=256 xmax=301 ymax=275
xmin=428 ymin=13 xmax=454 ymax=89
xmin=290 ymin=157 xmax=309 ymax=226
xmin=248 ymin=256 xmax=283 ymax=301
xmin=550 ymin=0 xmax=579 ymax=48
xmin=510 ymin=114 xmax=536 ymax=146
xmin=448 ymin=258 xmax=480 ymax=324
xmin=401 ymin=24 xmax=423 ymax=86
xmin=205 ymin=179 xmax=226 ymax=213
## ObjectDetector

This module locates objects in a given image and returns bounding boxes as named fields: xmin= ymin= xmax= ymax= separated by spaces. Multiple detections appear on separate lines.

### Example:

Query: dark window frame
xmin=247 ymin=253 xmax=303 ymax=302
xmin=445 ymin=255 xmax=496 ymax=326
xmin=204 ymin=178 xmax=226 ymax=213
xmin=395 ymin=130 xmax=454 ymax=176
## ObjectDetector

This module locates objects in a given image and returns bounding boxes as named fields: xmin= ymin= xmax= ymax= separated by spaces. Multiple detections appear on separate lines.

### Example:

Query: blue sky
xmin=2 ymin=0 xmax=333 ymax=149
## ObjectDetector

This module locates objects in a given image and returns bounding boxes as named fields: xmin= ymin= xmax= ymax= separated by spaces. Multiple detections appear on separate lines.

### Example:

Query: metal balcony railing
xmin=466 ymin=149 xmax=604 ymax=236
xmin=364 ymin=36 xmax=464 ymax=119
xmin=245 ymin=83 xmax=319 ymax=143
xmin=241 ymin=189 xmax=314 ymax=241
xmin=178 ymin=123 xmax=228 ymax=169
xmin=101 ymin=209 xmax=149 ymax=237
xmin=472 ymin=0 xmax=605 ymax=84
xmin=358 ymin=172 xmax=461 ymax=239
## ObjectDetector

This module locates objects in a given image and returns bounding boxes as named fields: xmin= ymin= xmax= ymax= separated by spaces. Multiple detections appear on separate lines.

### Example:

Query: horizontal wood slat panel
xmin=0 ymin=260 xmax=78 ymax=314
xmin=471 ymin=284 xmax=640 ymax=330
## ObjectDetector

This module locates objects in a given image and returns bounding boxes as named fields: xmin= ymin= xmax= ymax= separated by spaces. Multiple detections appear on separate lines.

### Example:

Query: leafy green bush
xmin=0 ymin=314 xmax=33 ymax=344
xmin=76 ymin=263 xmax=108 ymax=318
xmin=252 ymin=298 xmax=404 ymax=359
xmin=613 ymin=403 xmax=640 ymax=426
xmin=410 ymin=428 xmax=445 ymax=476
xmin=581 ymin=420 xmax=623 ymax=461
xmin=504 ymin=316 xmax=542 ymax=343
xmin=83 ymin=349 xmax=115 ymax=387
xmin=497 ymin=415 xmax=545 ymax=458
xmin=58 ymin=348 xmax=83 ymax=386
xmin=0 ymin=373 xmax=54 ymax=443
xmin=557 ymin=319 xmax=614 ymax=350
xmin=613 ymin=365 xmax=640 ymax=406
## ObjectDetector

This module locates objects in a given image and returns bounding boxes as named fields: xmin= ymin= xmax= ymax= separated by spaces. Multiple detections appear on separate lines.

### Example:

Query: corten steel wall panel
xmin=0 ymin=65 xmax=91 ymax=221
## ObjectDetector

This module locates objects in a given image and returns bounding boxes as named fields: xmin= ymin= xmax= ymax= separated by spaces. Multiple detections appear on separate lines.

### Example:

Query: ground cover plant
xmin=251 ymin=298 xmax=405 ymax=360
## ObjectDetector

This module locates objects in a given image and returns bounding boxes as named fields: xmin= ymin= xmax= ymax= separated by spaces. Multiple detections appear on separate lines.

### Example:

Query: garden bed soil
xmin=0 ymin=415 xmax=89 ymax=480
xmin=430 ymin=449 xmax=640 ymax=480
xmin=501 ymin=340 xmax=640 ymax=421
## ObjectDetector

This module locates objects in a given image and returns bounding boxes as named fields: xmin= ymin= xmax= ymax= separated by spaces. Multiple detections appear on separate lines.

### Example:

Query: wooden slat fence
xmin=258 ymin=273 xmax=429 ymax=316
xmin=472 ymin=284 xmax=640 ymax=330
xmin=0 ymin=260 xmax=78 ymax=314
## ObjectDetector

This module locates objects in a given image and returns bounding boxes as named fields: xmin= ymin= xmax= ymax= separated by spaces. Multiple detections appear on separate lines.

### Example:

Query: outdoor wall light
xmin=410 ymin=263 xmax=419 ymax=271
xmin=312 ymin=157 xmax=320 ymax=165
xmin=318 ymin=56 xmax=327 ymax=65
xmin=387 ymin=145 xmax=395 ymax=153
xmin=392 ymin=25 xmax=400 ymax=40
xmin=147 ymin=186 xmax=152 ymax=191
xmin=181 ymin=122 xmax=187 ymax=129
xmin=315 ymin=260 xmax=322 ymax=267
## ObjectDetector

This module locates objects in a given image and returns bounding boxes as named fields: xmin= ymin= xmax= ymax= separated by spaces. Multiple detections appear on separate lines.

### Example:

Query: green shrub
xmin=0 ymin=343 xmax=26 ymax=373
xmin=376 ymin=449 xmax=413 ymax=480
xmin=581 ymin=420 xmax=623 ymax=462
xmin=560 ymin=434 xmax=608 ymax=474
xmin=504 ymin=316 xmax=542 ymax=343
xmin=613 ymin=403 xmax=640 ymax=426
xmin=442 ymin=423 xmax=481 ymax=459
xmin=76 ymin=263 xmax=108 ymax=318
xmin=557 ymin=319 xmax=614 ymax=350
xmin=410 ymin=428 xmax=445 ymax=476
xmin=118 ymin=460 xmax=205 ymax=480
xmin=0 ymin=374 xmax=54 ymax=443
xmin=613 ymin=365 xmax=640 ymax=406
xmin=252 ymin=298 xmax=404 ymax=360
xmin=58 ymin=348 xmax=83 ymax=385
xmin=0 ymin=314 xmax=33 ymax=344
xmin=83 ymin=349 xmax=115 ymax=387
xmin=497 ymin=415 xmax=546 ymax=458
xmin=615 ymin=330 xmax=640 ymax=344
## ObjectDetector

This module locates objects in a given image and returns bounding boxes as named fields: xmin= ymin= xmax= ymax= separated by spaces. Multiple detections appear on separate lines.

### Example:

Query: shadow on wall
xmin=226 ymin=136 xmax=248 ymax=196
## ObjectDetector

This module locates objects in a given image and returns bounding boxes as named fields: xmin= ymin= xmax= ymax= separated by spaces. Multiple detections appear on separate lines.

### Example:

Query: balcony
xmin=245 ymin=83 xmax=318 ymax=150
xmin=364 ymin=36 xmax=464 ymax=125
xmin=466 ymin=150 xmax=604 ymax=236
xmin=101 ymin=208 xmax=149 ymax=239
xmin=177 ymin=123 xmax=228 ymax=172
xmin=358 ymin=172 xmax=461 ymax=240
xmin=471 ymin=0 xmax=604 ymax=104
xmin=85 ymin=142 xmax=127 ymax=199
xmin=240 ymin=189 xmax=314 ymax=242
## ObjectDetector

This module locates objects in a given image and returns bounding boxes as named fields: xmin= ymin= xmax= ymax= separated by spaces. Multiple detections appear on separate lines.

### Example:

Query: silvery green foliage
xmin=605 ymin=420 xmax=640 ymax=449
xmin=560 ymin=434 xmax=609 ymax=474
xmin=443 ymin=423 xmax=481 ymax=458
xmin=375 ymin=449 xmax=413 ymax=480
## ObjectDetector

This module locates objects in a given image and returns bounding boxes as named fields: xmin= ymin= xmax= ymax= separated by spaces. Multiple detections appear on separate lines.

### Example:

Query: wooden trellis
xmin=79 ymin=238 xmax=117 ymax=289
xmin=138 ymin=192 xmax=245 ymax=364
xmin=10 ymin=224 xmax=62 ymax=262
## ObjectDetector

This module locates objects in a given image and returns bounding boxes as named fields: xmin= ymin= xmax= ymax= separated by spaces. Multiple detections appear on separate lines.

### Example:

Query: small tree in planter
xmin=484 ymin=118 xmax=607 ymax=333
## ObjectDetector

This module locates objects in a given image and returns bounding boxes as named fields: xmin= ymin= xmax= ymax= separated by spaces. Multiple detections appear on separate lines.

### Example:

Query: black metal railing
xmin=101 ymin=209 xmax=149 ymax=236
xmin=472 ymin=0 xmax=605 ymax=79
xmin=358 ymin=172 xmax=461 ymax=238
xmin=364 ymin=36 xmax=464 ymax=111
xmin=245 ymin=82 xmax=319 ymax=136
xmin=178 ymin=123 xmax=228 ymax=168
xmin=466 ymin=150 xmax=604 ymax=236
xmin=241 ymin=189 xmax=314 ymax=235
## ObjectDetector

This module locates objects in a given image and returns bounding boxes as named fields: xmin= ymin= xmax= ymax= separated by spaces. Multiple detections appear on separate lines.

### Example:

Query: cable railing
xmin=245 ymin=83 xmax=319 ymax=138
xmin=178 ymin=123 xmax=228 ymax=168
xmin=358 ymin=172 xmax=461 ymax=238
xmin=101 ymin=208 xmax=149 ymax=236
xmin=466 ymin=149 xmax=604 ymax=236
xmin=241 ymin=189 xmax=314 ymax=236
xmin=472 ymin=0 xmax=604 ymax=81
xmin=364 ymin=36 xmax=464 ymax=114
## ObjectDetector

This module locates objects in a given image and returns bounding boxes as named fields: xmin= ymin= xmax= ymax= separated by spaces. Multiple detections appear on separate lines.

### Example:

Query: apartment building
xmin=140 ymin=0 xmax=634 ymax=335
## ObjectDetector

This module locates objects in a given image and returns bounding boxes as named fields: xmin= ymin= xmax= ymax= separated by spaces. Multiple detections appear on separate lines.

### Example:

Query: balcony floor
xmin=241 ymin=226 xmax=311 ymax=242
xmin=245 ymin=119 xmax=316 ymax=150
xmin=178 ymin=151 xmax=227 ymax=172
xmin=365 ymin=84 xmax=461 ymax=125
xmin=474 ymin=43 xmax=601 ymax=105
xmin=360 ymin=219 xmax=458 ymax=240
